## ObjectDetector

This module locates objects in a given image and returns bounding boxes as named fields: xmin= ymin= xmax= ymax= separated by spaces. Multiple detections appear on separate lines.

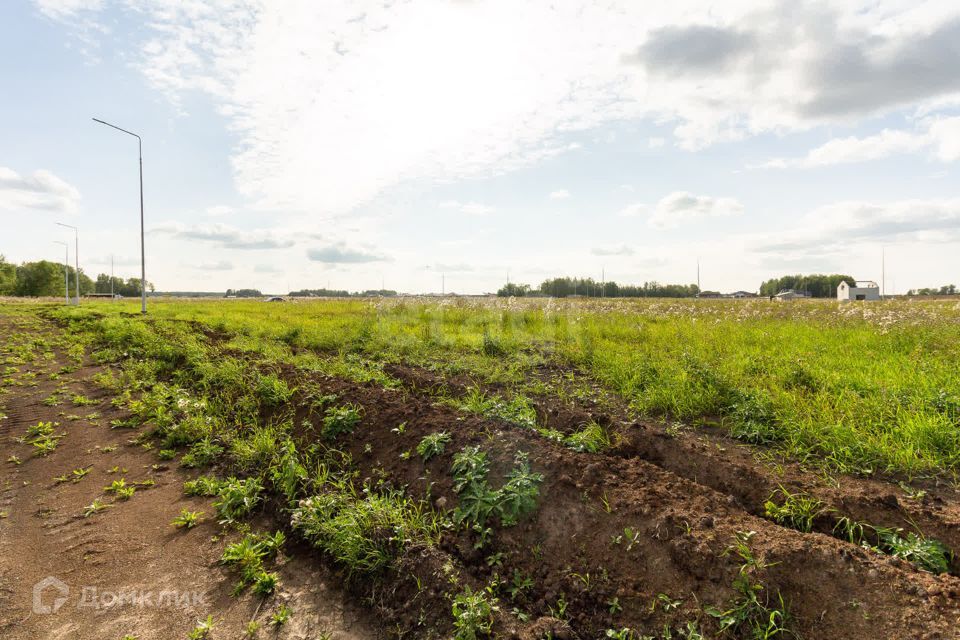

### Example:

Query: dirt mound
xmin=285 ymin=366 xmax=960 ymax=638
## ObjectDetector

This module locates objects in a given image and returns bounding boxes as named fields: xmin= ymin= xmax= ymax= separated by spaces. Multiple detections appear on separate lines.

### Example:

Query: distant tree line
xmin=289 ymin=288 xmax=397 ymax=298
xmin=0 ymin=255 xmax=152 ymax=297
xmin=908 ymin=285 xmax=957 ymax=296
xmin=225 ymin=288 xmax=263 ymax=298
xmin=758 ymin=274 xmax=854 ymax=298
xmin=96 ymin=274 xmax=153 ymax=297
xmin=497 ymin=277 xmax=700 ymax=298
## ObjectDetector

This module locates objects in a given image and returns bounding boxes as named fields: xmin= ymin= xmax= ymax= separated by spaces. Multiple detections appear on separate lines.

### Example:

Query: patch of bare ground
xmin=387 ymin=360 xmax=960 ymax=569
xmin=0 ymin=318 xmax=374 ymax=640
xmin=368 ymin=360 xmax=960 ymax=637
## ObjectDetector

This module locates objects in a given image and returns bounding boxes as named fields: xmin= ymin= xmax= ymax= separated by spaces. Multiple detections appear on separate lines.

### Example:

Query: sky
xmin=2 ymin=0 xmax=959 ymax=295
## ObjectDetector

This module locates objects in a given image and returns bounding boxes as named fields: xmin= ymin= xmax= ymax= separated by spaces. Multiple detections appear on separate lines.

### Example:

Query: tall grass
xmin=34 ymin=296 xmax=960 ymax=477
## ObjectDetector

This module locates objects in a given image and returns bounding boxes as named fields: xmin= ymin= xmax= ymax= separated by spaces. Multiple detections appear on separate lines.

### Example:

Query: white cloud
xmin=549 ymin=189 xmax=571 ymax=200
xmin=34 ymin=0 xmax=102 ymax=19
xmin=929 ymin=117 xmax=960 ymax=162
xmin=306 ymin=242 xmax=389 ymax=264
xmin=746 ymin=198 xmax=960 ymax=258
xmin=620 ymin=192 xmax=743 ymax=228
xmin=253 ymin=264 xmax=282 ymax=273
xmin=648 ymin=192 xmax=743 ymax=229
xmin=43 ymin=2 xmax=960 ymax=215
xmin=757 ymin=130 xmax=927 ymax=169
xmin=591 ymin=244 xmax=634 ymax=256
xmin=0 ymin=167 xmax=81 ymax=215
xmin=439 ymin=200 xmax=495 ymax=216
xmin=150 ymin=222 xmax=296 ymax=250
xmin=618 ymin=202 xmax=649 ymax=218
xmin=756 ymin=117 xmax=960 ymax=168
xmin=648 ymin=137 xmax=665 ymax=148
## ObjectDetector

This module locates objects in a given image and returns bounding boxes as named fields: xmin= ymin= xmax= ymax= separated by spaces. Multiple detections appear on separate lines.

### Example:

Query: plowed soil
xmin=0 ymin=316 xmax=374 ymax=640
xmin=286 ymin=363 xmax=960 ymax=639
xmin=3 ymin=312 xmax=960 ymax=639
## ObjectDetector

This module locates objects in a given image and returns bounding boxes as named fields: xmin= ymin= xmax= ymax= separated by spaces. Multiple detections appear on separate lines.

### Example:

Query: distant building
xmin=730 ymin=291 xmax=757 ymax=298
xmin=696 ymin=291 xmax=723 ymax=299
xmin=837 ymin=280 xmax=880 ymax=302
xmin=774 ymin=289 xmax=812 ymax=301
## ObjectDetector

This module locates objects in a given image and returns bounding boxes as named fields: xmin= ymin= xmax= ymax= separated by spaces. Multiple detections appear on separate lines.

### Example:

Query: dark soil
xmin=388 ymin=359 xmax=960 ymax=570
xmin=0 ymin=317 xmax=374 ymax=640
xmin=288 ymin=361 xmax=960 ymax=639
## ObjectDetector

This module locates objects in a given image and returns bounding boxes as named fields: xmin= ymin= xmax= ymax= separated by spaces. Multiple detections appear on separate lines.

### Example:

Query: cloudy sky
xmin=2 ymin=1 xmax=959 ymax=294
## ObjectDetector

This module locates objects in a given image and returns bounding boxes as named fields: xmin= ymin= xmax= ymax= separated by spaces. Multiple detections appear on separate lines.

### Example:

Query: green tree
xmin=15 ymin=261 xmax=67 ymax=297
xmin=759 ymin=274 xmax=854 ymax=298
xmin=118 ymin=277 xmax=154 ymax=296
xmin=908 ymin=284 xmax=957 ymax=296
xmin=0 ymin=255 xmax=16 ymax=295
xmin=529 ymin=277 xmax=698 ymax=298
xmin=95 ymin=274 xmax=127 ymax=295
xmin=496 ymin=283 xmax=531 ymax=297
xmin=225 ymin=288 xmax=263 ymax=298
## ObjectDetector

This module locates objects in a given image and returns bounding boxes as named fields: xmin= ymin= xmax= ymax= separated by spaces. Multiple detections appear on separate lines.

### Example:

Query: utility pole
xmin=110 ymin=254 xmax=115 ymax=300
xmin=442 ymin=273 xmax=445 ymax=296
xmin=882 ymin=247 xmax=886 ymax=299
xmin=93 ymin=117 xmax=147 ymax=314
xmin=56 ymin=223 xmax=79 ymax=304
xmin=601 ymin=267 xmax=605 ymax=298
xmin=54 ymin=241 xmax=69 ymax=304
xmin=696 ymin=258 xmax=701 ymax=293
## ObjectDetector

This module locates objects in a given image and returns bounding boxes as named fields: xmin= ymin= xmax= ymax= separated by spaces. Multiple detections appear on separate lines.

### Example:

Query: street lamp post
xmin=93 ymin=117 xmax=146 ymax=314
xmin=56 ymin=222 xmax=79 ymax=304
xmin=54 ymin=241 xmax=69 ymax=304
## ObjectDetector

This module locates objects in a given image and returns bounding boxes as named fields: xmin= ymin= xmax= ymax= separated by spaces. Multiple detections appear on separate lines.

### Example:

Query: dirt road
xmin=0 ymin=316 xmax=375 ymax=640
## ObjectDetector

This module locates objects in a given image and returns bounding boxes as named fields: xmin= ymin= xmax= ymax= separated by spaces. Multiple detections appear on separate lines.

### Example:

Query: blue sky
xmin=2 ymin=1 xmax=959 ymax=294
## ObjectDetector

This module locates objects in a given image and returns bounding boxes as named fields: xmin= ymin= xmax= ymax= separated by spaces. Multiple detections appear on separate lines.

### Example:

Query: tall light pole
xmin=93 ymin=117 xmax=147 ymax=314
xmin=881 ymin=247 xmax=886 ymax=299
xmin=56 ymin=222 xmax=79 ymax=304
xmin=54 ymin=241 xmax=69 ymax=304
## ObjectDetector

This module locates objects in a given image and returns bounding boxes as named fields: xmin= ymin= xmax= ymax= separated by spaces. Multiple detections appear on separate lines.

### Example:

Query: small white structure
xmin=774 ymin=289 xmax=811 ymax=301
xmin=837 ymin=280 xmax=880 ymax=302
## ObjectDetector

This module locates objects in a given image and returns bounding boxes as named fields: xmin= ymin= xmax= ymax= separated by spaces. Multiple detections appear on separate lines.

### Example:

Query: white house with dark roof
xmin=837 ymin=280 xmax=880 ymax=301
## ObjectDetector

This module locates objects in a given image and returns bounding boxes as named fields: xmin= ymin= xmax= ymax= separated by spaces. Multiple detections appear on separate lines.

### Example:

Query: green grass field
xmin=22 ymin=295 xmax=960 ymax=480
xmin=5 ymin=295 xmax=960 ymax=638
